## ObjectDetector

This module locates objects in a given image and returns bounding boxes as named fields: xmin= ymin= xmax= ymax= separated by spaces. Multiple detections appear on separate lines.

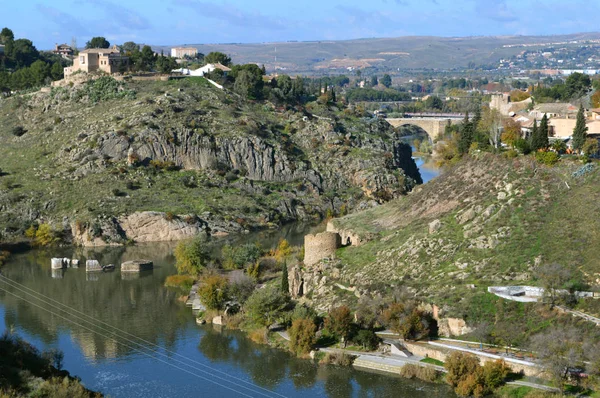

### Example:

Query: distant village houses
xmin=64 ymin=45 xmax=129 ymax=77
xmin=52 ymin=44 xmax=74 ymax=59
xmin=171 ymin=47 xmax=198 ymax=59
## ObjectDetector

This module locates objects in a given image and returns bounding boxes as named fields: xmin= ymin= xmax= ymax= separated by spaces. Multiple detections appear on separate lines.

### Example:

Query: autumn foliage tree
xmin=198 ymin=274 xmax=229 ymax=311
xmin=288 ymin=318 xmax=317 ymax=355
xmin=382 ymin=302 xmax=430 ymax=341
xmin=324 ymin=306 xmax=353 ymax=346
xmin=445 ymin=352 xmax=510 ymax=397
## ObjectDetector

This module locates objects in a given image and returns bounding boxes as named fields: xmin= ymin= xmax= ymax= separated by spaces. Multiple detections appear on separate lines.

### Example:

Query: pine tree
xmin=539 ymin=114 xmax=549 ymax=149
xmin=530 ymin=119 xmax=538 ymax=145
xmin=331 ymin=88 xmax=336 ymax=103
xmin=281 ymin=261 xmax=289 ymax=294
xmin=458 ymin=112 xmax=473 ymax=155
xmin=572 ymin=104 xmax=588 ymax=153
xmin=531 ymin=116 xmax=549 ymax=151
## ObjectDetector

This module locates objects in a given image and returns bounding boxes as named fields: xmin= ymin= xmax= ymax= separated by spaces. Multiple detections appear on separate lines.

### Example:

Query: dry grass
xmin=399 ymin=364 xmax=440 ymax=383
xmin=248 ymin=327 xmax=268 ymax=345
xmin=319 ymin=352 xmax=355 ymax=366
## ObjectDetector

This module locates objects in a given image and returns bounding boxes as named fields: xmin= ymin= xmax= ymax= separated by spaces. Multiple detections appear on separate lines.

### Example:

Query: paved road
xmin=507 ymin=381 xmax=560 ymax=392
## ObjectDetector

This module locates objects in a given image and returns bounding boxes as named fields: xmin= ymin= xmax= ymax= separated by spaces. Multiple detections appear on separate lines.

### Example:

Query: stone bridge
xmin=386 ymin=117 xmax=463 ymax=141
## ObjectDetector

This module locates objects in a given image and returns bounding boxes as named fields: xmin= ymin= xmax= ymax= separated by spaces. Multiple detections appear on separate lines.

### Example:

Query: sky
xmin=3 ymin=0 xmax=596 ymax=50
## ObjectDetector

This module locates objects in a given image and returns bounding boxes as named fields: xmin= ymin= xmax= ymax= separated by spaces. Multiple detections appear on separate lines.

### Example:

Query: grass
xmin=420 ymin=357 xmax=444 ymax=366
xmin=164 ymin=274 xmax=195 ymax=291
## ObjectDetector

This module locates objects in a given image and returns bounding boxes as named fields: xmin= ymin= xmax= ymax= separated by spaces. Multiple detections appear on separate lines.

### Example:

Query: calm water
xmin=0 ymin=223 xmax=454 ymax=397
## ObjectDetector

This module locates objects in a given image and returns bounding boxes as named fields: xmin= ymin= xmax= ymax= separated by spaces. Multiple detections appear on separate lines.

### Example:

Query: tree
xmin=353 ymin=330 xmax=380 ymax=351
xmin=0 ymin=27 xmax=14 ymax=44
xmin=174 ymin=237 xmax=210 ymax=275
xmin=11 ymin=39 xmax=39 ymax=68
xmin=85 ymin=37 xmax=110 ymax=49
xmin=29 ymin=60 xmax=49 ymax=86
xmin=234 ymin=69 xmax=263 ymax=100
xmin=531 ymin=114 xmax=549 ymax=151
xmin=530 ymin=328 xmax=585 ymax=389
xmin=121 ymin=41 xmax=140 ymax=55
xmin=324 ymin=306 xmax=353 ymax=346
xmin=583 ymin=138 xmax=599 ymax=157
xmin=572 ymin=104 xmax=588 ymax=153
xmin=244 ymin=285 xmax=290 ymax=326
xmin=382 ymin=302 xmax=430 ymax=341
xmin=370 ymin=75 xmax=378 ymax=87
xmin=425 ymin=96 xmax=444 ymax=110
xmin=288 ymin=318 xmax=317 ymax=355
xmin=136 ymin=45 xmax=156 ymax=71
xmin=565 ymin=72 xmax=591 ymax=99
xmin=198 ymin=274 xmax=229 ymax=311
xmin=458 ymin=112 xmax=473 ymax=155
xmin=204 ymin=51 xmax=231 ymax=66
xmin=535 ymin=263 xmax=574 ymax=306
xmin=480 ymin=107 xmax=503 ymax=149
xmin=381 ymin=74 xmax=392 ymax=88
xmin=501 ymin=118 xmax=522 ymax=147
xmin=445 ymin=352 xmax=481 ymax=388
xmin=281 ymin=261 xmax=289 ymax=294
xmin=50 ymin=62 xmax=64 ymax=80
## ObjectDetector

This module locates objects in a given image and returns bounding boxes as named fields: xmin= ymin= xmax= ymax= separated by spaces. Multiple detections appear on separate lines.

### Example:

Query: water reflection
xmin=0 ymin=224 xmax=455 ymax=397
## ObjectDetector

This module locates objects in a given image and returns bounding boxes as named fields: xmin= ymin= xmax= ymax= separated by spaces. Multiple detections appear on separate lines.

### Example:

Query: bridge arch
xmin=385 ymin=118 xmax=462 ymax=141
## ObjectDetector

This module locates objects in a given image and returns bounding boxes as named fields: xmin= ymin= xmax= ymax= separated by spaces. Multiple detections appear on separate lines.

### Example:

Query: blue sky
xmin=4 ymin=0 xmax=595 ymax=50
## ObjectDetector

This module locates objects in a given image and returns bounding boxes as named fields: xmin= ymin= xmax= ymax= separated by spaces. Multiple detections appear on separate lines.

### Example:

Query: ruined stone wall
xmin=304 ymin=232 xmax=341 ymax=266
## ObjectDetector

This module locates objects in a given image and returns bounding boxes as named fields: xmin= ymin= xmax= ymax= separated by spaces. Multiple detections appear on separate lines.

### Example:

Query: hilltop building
xmin=64 ymin=45 xmax=128 ymax=76
xmin=52 ymin=44 xmax=74 ymax=58
xmin=171 ymin=47 xmax=198 ymax=59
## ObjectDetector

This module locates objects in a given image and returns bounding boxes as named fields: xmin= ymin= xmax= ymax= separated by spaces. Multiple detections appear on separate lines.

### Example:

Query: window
xmin=80 ymin=56 xmax=85 ymax=65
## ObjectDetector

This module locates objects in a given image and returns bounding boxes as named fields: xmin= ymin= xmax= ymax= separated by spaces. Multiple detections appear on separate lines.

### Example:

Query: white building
xmin=171 ymin=47 xmax=198 ymax=59
xmin=171 ymin=63 xmax=231 ymax=77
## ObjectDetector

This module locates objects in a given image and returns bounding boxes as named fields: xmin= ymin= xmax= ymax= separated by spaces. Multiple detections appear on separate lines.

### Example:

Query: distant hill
xmin=160 ymin=32 xmax=600 ymax=74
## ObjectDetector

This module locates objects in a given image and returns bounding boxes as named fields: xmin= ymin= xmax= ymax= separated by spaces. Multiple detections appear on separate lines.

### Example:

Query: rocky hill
xmin=0 ymin=76 xmax=420 ymax=244
xmin=292 ymin=154 xmax=600 ymax=318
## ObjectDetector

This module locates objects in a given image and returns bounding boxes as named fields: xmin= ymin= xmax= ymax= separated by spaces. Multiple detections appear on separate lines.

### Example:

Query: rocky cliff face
xmin=0 ymin=78 xmax=421 ymax=244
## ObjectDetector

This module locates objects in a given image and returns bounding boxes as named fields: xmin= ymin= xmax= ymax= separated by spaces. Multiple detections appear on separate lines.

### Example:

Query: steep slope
xmin=297 ymin=154 xmax=599 ymax=315
xmin=0 ymin=76 xmax=420 ymax=244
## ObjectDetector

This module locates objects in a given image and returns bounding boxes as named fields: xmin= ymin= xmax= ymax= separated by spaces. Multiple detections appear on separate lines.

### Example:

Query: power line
xmin=0 ymin=274 xmax=284 ymax=397
xmin=0 ymin=275 xmax=286 ymax=398
xmin=0 ymin=286 xmax=258 ymax=398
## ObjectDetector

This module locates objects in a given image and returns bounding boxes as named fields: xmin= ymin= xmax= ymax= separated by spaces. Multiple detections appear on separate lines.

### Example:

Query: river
xmin=0 ymin=162 xmax=447 ymax=398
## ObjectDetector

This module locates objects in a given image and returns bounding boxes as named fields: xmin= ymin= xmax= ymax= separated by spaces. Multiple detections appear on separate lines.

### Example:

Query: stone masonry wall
xmin=304 ymin=232 xmax=342 ymax=266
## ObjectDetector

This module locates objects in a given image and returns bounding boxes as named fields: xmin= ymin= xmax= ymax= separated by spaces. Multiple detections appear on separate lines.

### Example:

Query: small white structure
xmin=171 ymin=63 xmax=231 ymax=77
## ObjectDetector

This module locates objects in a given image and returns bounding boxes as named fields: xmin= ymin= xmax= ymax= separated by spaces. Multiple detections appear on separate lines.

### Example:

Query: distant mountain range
xmin=158 ymin=32 xmax=600 ymax=74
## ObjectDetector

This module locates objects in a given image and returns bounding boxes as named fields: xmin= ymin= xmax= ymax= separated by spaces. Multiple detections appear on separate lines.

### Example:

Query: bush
xmin=164 ymin=275 xmax=195 ymax=291
xmin=26 ymin=224 xmax=59 ymax=246
xmin=534 ymin=151 xmax=560 ymax=166
xmin=513 ymin=138 xmax=531 ymax=155
xmin=11 ymin=126 xmax=26 ymax=137
xmin=174 ymin=237 xmax=210 ymax=275
xmin=353 ymin=329 xmax=380 ymax=351
xmin=382 ymin=302 xmax=430 ymax=341
xmin=274 ymin=239 xmax=292 ymax=263
xmin=149 ymin=160 xmax=179 ymax=171
xmin=445 ymin=352 xmax=510 ymax=397
xmin=288 ymin=318 xmax=317 ymax=355
xmin=221 ymin=243 xmax=262 ymax=270
xmin=228 ymin=273 xmax=256 ymax=304
xmin=445 ymin=352 xmax=481 ymax=388
xmin=198 ymin=274 xmax=229 ymax=311
xmin=399 ymin=364 xmax=440 ymax=383
xmin=243 ymin=285 xmax=290 ymax=327
xmin=319 ymin=352 xmax=355 ymax=366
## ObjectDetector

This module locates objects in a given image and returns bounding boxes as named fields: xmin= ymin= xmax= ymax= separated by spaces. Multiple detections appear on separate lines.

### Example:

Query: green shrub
xmin=243 ymin=285 xmax=290 ymax=326
xmin=513 ymin=139 xmax=531 ymax=154
xmin=352 ymin=329 xmax=380 ymax=351
xmin=174 ymin=237 xmax=210 ymax=275
xmin=221 ymin=243 xmax=262 ymax=270
xmin=534 ymin=151 xmax=560 ymax=166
